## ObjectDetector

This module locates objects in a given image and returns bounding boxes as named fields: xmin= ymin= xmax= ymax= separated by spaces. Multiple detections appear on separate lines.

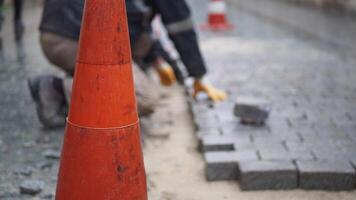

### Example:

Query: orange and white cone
xmin=55 ymin=0 xmax=147 ymax=199
xmin=201 ymin=0 xmax=234 ymax=31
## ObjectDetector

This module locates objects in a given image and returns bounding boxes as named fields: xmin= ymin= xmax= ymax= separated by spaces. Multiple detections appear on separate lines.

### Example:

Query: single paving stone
xmin=238 ymin=160 xmax=297 ymax=190
xmin=222 ymin=121 xmax=269 ymax=137
xmin=194 ymin=116 xmax=220 ymax=131
xmin=315 ymin=130 xmax=352 ymax=142
xmin=259 ymin=146 xmax=314 ymax=161
xmin=258 ymin=146 xmax=288 ymax=161
xmin=335 ymin=140 xmax=356 ymax=152
xmin=296 ymin=160 xmax=356 ymax=190
xmin=252 ymin=136 xmax=285 ymax=146
xmin=205 ymin=150 xmax=258 ymax=181
xmin=234 ymin=96 xmax=269 ymax=125
xmin=267 ymin=118 xmax=290 ymax=133
xmin=194 ymin=110 xmax=217 ymax=122
xmin=235 ymin=139 xmax=286 ymax=155
xmin=252 ymin=138 xmax=286 ymax=150
xmin=19 ymin=180 xmax=45 ymax=195
xmin=216 ymin=112 xmax=237 ymax=123
xmin=212 ymin=101 xmax=234 ymax=111
xmin=285 ymin=140 xmax=337 ymax=152
xmin=268 ymin=131 xmax=302 ymax=142
xmin=213 ymin=103 xmax=236 ymax=123
xmin=297 ymin=130 xmax=320 ymax=142
xmin=43 ymin=149 xmax=61 ymax=159
xmin=196 ymin=128 xmax=221 ymax=142
xmin=201 ymin=136 xmax=236 ymax=152
xmin=312 ymin=147 xmax=355 ymax=161
xmin=233 ymin=139 xmax=254 ymax=151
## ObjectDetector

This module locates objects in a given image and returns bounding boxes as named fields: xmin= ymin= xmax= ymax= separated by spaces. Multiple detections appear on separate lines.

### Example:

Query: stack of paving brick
xmin=190 ymin=100 xmax=356 ymax=191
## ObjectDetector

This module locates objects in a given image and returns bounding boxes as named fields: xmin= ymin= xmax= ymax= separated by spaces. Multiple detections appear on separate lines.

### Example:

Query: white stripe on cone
xmin=209 ymin=0 xmax=226 ymax=14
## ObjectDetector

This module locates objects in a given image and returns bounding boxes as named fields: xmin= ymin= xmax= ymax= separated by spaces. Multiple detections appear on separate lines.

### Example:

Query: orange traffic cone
xmin=55 ymin=0 xmax=147 ymax=199
xmin=201 ymin=0 xmax=234 ymax=31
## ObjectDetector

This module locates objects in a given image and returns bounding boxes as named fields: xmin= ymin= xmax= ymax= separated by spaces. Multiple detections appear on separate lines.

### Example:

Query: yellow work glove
xmin=193 ymin=79 xmax=227 ymax=102
xmin=155 ymin=62 xmax=176 ymax=86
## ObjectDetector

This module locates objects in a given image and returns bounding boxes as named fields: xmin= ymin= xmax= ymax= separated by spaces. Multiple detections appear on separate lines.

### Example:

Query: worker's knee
xmin=40 ymin=32 xmax=77 ymax=75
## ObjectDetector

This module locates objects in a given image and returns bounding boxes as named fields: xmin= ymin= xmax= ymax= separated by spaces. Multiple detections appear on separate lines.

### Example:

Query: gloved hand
xmin=155 ymin=60 xmax=177 ymax=86
xmin=193 ymin=78 xmax=227 ymax=102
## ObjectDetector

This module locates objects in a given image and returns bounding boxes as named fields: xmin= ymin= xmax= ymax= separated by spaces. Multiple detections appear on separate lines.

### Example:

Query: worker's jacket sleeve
xmin=126 ymin=0 xmax=161 ymax=63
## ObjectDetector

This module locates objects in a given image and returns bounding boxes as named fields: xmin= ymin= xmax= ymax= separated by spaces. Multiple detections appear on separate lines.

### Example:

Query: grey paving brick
xmin=194 ymin=113 xmax=220 ymax=131
xmin=315 ymin=130 xmax=352 ymax=141
xmin=296 ymin=127 xmax=319 ymax=142
xmin=285 ymin=140 xmax=338 ymax=152
xmin=288 ymin=149 xmax=315 ymax=161
xmin=213 ymin=103 xmax=236 ymax=123
xmin=212 ymin=101 xmax=234 ymax=111
xmin=201 ymin=136 xmax=236 ymax=152
xmin=251 ymin=134 xmax=284 ymax=146
xmin=192 ymin=112 xmax=214 ymax=123
xmin=258 ymin=145 xmax=289 ymax=161
xmin=238 ymin=160 xmax=297 ymax=190
xmin=233 ymin=139 xmax=254 ymax=151
xmin=196 ymin=122 xmax=221 ymax=132
xmin=234 ymin=137 xmax=287 ymax=154
xmin=267 ymin=133 xmax=302 ymax=142
xmin=222 ymin=122 xmax=269 ymax=137
xmin=215 ymin=112 xmax=237 ymax=124
xmin=234 ymin=96 xmax=270 ymax=125
xmin=259 ymin=146 xmax=314 ymax=161
xmin=234 ymin=138 xmax=284 ymax=151
xmin=312 ymin=147 xmax=356 ymax=161
xmin=252 ymin=138 xmax=285 ymax=148
xmin=335 ymin=140 xmax=356 ymax=151
xmin=196 ymin=128 xmax=220 ymax=138
xmin=204 ymin=150 xmax=258 ymax=181
xmin=267 ymin=118 xmax=290 ymax=133
xmin=297 ymin=160 xmax=356 ymax=190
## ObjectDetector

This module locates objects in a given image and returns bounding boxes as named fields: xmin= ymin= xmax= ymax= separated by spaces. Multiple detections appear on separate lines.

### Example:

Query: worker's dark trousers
xmin=147 ymin=0 xmax=207 ymax=78
xmin=126 ymin=0 xmax=206 ymax=78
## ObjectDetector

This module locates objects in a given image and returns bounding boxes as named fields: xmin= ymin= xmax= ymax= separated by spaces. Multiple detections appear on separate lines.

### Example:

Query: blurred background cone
xmin=55 ymin=0 xmax=147 ymax=199
xmin=201 ymin=0 xmax=234 ymax=31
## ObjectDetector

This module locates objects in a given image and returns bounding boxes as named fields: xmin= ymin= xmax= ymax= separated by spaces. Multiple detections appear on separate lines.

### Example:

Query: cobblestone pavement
xmin=189 ymin=0 xmax=356 ymax=191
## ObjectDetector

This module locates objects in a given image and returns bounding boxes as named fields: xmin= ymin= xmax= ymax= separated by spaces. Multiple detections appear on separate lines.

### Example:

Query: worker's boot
xmin=193 ymin=78 xmax=227 ymax=102
xmin=28 ymin=75 xmax=67 ymax=128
